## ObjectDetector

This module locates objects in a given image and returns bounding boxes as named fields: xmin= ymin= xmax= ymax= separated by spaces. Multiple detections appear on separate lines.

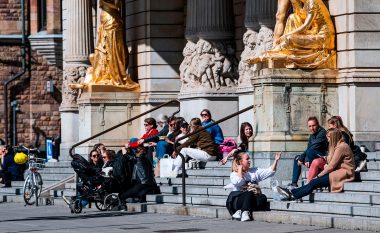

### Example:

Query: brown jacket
xmin=177 ymin=125 xmax=218 ymax=156
xmin=320 ymin=142 xmax=354 ymax=192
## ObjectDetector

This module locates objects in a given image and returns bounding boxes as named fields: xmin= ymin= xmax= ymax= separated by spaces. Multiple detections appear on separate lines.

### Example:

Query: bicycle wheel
xmin=33 ymin=173 xmax=43 ymax=198
xmin=23 ymin=176 xmax=37 ymax=205
xmin=103 ymin=194 xmax=121 ymax=211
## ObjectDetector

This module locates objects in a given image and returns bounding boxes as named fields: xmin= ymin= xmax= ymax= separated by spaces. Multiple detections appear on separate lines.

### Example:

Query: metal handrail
xmin=173 ymin=105 xmax=254 ymax=206
xmin=69 ymin=99 xmax=180 ymax=157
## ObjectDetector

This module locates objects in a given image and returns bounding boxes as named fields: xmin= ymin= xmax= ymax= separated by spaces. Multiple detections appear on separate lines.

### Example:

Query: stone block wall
xmin=329 ymin=0 xmax=380 ymax=148
xmin=0 ymin=0 xmax=62 ymax=147
xmin=0 ymin=0 xmax=22 ymax=34
xmin=0 ymin=45 xmax=62 ymax=146
xmin=125 ymin=0 xmax=185 ymax=99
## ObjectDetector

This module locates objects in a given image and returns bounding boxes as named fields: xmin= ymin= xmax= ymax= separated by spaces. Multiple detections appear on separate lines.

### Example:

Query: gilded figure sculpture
xmin=71 ymin=0 xmax=140 ymax=91
xmin=249 ymin=0 xmax=336 ymax=69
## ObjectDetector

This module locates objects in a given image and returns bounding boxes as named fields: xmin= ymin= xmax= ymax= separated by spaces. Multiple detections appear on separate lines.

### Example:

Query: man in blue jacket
xmin=289 ymin=116 xmax=328 ymax=188
xmin=0 ymin=144 xmax=25 ymax=188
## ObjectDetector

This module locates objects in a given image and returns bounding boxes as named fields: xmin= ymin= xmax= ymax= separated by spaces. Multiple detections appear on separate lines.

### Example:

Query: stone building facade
xmin=1 ymin=0 xmax=380 ymax=159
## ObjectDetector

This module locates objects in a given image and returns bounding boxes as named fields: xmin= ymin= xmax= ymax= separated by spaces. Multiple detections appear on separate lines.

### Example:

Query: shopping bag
xmin=160 ymin=154 xmax=176 ymax=178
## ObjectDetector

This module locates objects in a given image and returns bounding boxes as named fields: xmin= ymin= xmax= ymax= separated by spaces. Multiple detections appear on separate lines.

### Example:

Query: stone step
xmin=366 ymin=152 xmax=380 ymax=161
xmin=156 ymin=177 xmax=230 ymax=186
xmin=344 ymin=181 xmax=380 ymax=193
xmin=50 ymin=189 xmax=76 ymax=197
xmin=159 ymin=185 xmax=231 ymax=196
xmin=302 ymin=191 xmax=380 ymax=205
xmin=44 ymin=161 xmax=72 ymax=167
xmin=65 ymin=182 xmax=76 ymax=189
xmin=146 ymin=194 xmax=226 ymax=206
xmin=125 ymin=203 xmax=380 ymax=232
xmin=186 ymin=169 xmax=230 ymax=177
xmin=270 ymin=201 xmax=380 ymax=218
xmin=40 ymin=173 xmax=73 ymax=181
xmin=39 ymin=167 xmax=75 ymax=174
xmin=360 ymin=171 xmax=380 ymax=181
xmin=0 ymin=187 xmax=22 ymax=195
xmin=367 ymin=162 xmax=380 ymax=170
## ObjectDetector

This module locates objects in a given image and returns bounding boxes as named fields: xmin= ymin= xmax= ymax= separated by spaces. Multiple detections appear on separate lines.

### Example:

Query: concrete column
xmin=60 ymin=0 xmax=94 ymax=160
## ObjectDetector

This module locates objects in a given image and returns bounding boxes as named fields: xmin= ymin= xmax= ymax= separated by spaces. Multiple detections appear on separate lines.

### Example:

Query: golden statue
xmin=71 ymin=0 xmax=140 ymax=91
xmin=249 ymin=0 xmax=336 ymax=69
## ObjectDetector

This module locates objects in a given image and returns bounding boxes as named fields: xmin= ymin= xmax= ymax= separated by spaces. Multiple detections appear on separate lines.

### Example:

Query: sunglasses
xmin=169 ymin=123 xmax=176 ymax=127
xmin=144 ymin=123 xmax=150 ymax=126
xmin=200 ymin=113 xmax=208 ymax=117
xmin=91 ymin=154 xmax=99 ymax=158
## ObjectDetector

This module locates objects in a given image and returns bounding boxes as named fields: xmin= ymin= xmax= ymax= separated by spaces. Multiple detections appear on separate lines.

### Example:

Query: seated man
xmin=289 ymin=116 xmax=328 ymax=188
xmin=0 ymin=145 xmax=25 ymax=188
xmin=171 ymin=118 xmax=218 ymax=177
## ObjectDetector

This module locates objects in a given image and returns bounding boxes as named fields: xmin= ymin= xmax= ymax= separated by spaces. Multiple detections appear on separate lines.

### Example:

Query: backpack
xmin=112 ymin=153 xmax=133 ymax=187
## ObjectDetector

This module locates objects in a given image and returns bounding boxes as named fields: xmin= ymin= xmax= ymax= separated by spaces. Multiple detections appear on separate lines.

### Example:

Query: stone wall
xmin=0 ymin=0 xmax=22 ymax=34
xmin=329 ymin=0 xmax=380 ymax=148
xmin=0 ymin=45 xmax=62 ymax=146
xmin=0 ymin=0 xmax=62 ymax=147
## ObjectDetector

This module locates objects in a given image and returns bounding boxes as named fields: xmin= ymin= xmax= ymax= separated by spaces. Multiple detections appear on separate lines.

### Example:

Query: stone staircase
xmin=0 ymin=160 xmax=74 ymax=204
xmin=139 ymin=152 xmax=380 ymax=232
xmin=1 ymin=152 xmax=380 ymax=231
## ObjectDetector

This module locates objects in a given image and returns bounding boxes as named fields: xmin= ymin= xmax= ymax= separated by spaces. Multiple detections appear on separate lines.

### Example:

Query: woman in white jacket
xmin=226 ymin=152 xmax=281 ymax=221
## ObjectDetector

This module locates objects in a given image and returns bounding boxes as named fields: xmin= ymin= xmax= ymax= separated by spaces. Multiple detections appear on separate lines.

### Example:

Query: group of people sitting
xmin=223 ymin=116 xmax=367 ymax=222
xmin=125 ymin=109 xmax=225 ymax=178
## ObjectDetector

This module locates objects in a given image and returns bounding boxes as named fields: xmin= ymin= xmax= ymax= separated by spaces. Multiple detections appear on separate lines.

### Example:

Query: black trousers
xmin=226 ymin=191 xmax=268 ymax=215
xmin=0 ymin=170 xmax=12 ymax=186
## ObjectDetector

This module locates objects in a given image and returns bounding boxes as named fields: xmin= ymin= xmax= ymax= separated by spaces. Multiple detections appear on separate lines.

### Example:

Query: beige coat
xmin=320 ymin=142 xmax=355 ymax=192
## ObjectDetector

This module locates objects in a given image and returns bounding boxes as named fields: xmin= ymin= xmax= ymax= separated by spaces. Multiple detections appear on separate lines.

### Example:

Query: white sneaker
xmin=241 ymin=211 xmax=251 ymax=222
xmin=232 ymin=210 xmax=242 ymax=219
xmin=355 ymin=160 xmax=367 ymax=172
xmin=168 ymin=171 xmax=178 ymax=178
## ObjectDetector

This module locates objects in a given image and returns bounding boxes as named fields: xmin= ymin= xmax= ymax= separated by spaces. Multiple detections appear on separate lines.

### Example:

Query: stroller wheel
xmin=73 ymin=200 xmax=82 ymax=214
xmin=104 ymin=194 xmax=121 ymax=211
xmin=95 ymin=200 xmax=107 ymax=211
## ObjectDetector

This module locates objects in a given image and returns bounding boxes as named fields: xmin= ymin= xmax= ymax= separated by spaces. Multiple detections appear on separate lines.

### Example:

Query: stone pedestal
xmin=179 ymin=92 xmax=239 ymax=139
xmin=251 ymin=68 xmax=338 ymax=184
xmin=74 ymin=91 xmax=141 ymax=155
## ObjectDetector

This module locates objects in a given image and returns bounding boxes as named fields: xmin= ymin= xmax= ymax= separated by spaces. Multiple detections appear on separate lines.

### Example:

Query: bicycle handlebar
xmin=13 ymin=145 xmax=40 ymax=154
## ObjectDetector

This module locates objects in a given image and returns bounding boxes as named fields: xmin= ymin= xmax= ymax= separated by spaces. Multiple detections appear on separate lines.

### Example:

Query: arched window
xmin=38 ymin=0 xmax=47 ymax=31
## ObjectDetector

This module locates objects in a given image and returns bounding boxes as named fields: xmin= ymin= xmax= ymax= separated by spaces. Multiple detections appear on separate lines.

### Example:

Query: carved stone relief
xmin=61 ymin=65 xmax=88 ymax=108
xmin=238 ymin=27 xmax=274 ymax=86
xmin=180 ymin=39 xmax=238 ymax=91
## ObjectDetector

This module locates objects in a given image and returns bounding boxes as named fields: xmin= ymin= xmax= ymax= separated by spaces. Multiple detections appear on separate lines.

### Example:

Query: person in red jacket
xmin=127 ymin=117 xmax=159 ymax=164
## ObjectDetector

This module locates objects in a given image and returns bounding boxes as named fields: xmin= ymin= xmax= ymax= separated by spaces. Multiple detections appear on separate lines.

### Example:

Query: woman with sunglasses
xmin=88 ymin=149 xmax=104 ymax=169
xmin=128 ymin=118 xmax=159 ymax=164
xmin=200 ymin=109 xmax=224 ymax=150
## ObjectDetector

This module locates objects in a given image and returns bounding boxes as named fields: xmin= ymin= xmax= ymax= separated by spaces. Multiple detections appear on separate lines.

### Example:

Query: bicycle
xmin=17 ymin=145 xmax=45 ymax=206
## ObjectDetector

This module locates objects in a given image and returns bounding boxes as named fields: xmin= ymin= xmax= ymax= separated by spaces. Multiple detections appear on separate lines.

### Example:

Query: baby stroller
xmin=65 ymin=154 xmax=122 ymax=214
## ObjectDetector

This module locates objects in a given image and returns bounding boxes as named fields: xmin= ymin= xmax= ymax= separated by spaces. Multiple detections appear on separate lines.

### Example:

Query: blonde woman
xmin=277 ymin=128 xmax=355 ymax=200
xmin=226 ymin=152 xmax=281 ymax=221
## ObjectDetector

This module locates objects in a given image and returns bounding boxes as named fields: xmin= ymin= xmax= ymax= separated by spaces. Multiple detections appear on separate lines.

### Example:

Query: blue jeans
xmin=291 ymin=174 xmax=330 ymax=199
xmin=291 ymin=148 xmax=323 ymax=185
xmin=155 ymin=141 xmax=173 ymax=160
